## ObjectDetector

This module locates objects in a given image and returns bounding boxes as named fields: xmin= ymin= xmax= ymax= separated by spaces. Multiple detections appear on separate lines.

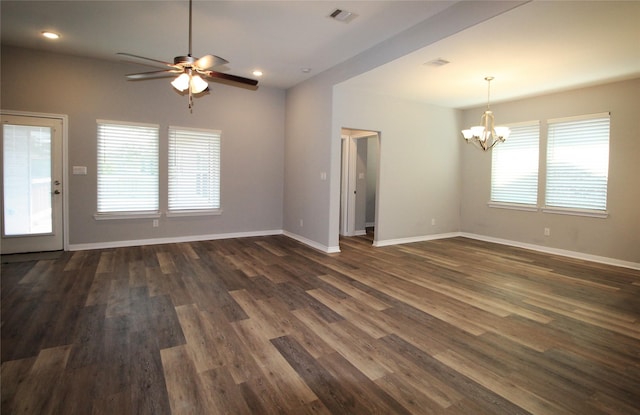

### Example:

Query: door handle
xmin=53 ymin=190 xmax=61 ymax=195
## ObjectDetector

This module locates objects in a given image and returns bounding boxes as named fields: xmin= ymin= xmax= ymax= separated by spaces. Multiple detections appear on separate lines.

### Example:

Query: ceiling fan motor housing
xmin=175 ymin=56 xmax=196 ymax=67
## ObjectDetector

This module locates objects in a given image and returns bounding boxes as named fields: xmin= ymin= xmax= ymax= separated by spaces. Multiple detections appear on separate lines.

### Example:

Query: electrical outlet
xmin=431 ymin=218 xmax=436 ymax=226
xmin=300 ymin=219 xmax=304 ymax=227
xmin=544 ymin=227 xmax=550 ymax=236
xmin=153 ymin=219 xmax=159 ymax=228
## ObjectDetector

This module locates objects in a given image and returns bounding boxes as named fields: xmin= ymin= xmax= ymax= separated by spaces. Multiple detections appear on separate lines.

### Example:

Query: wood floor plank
xmin=306 ymin=287 xmax=392 ymax=338
xmin=9 ymin=345 xmax=71 ymax=415
xmin=380 ymin=333 xmax=532 ymax=415
xmin=292 ymin=307 xmax=394 ymax=380
xmin=2 ymin=235 xmax=639 ymax=414
xmin=174 ymin=304 xmax=224 ymax=374
xmin=197 ymin=366 xmax=253 ymax=415
xmin=231 ymin=318 xmax=319 ymax=408
xmin=318 ymin=273 xmax=392 ymax=311
xmin=206 ymin=315 xmax=263 ymax=385
xmin=129 ymin=329 xmax=172 ymax=415
xmin=434 ymin=348 xmax=566 ymax=415
xmin=230 ymin=289 xmax=291 ymax=339
xmin=161 ymin=345 xmax=206 ymax=415
xmin=272 ymin=335 xmax=409 ymax=414
xmin=1 ymin=357 xmax=37 ymax=414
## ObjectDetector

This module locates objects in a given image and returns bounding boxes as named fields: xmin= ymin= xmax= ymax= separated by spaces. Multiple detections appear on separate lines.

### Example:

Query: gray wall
xmin=334 ymin=88 xmax=461 ymax=244
xmin=460 ymin=78 xmax=640 ymax=263
xmin=284 ymin=1 xmax=521 ymax=251
xmin=1 ymin=46 xmax=285 ymax=247
xmin=11 ymin=2 xmax=629 ymax=264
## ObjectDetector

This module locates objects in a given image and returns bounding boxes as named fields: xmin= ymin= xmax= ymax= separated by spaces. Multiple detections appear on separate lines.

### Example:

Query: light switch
xmin=73 ymin=166 xmax=87 ymax=175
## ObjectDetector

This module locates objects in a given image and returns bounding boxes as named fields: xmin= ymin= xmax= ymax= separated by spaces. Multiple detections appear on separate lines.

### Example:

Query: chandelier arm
xmin=468 ymin=138 xmax=486 ymax=151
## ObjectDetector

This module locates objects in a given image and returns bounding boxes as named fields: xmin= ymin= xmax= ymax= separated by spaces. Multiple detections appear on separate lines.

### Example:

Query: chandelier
xmin=461 ymin=76 xmax=510 ymax=151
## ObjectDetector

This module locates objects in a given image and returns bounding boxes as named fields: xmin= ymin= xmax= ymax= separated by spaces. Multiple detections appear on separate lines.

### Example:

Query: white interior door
xmin=1 ymin=114 xmax=64 ymax=254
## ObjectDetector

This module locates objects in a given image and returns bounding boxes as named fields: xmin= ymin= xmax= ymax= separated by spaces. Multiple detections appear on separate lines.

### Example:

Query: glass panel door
xmin=3 ymin=124 xmax=53 ymax=235
xmin=1 ymin=114 xmax=64 ymax=254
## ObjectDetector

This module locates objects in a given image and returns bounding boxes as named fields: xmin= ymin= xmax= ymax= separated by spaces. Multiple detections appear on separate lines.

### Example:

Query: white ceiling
xmin=343 ymin=1 xmax=640 ymax=108
xmin=2 ymin=1 xmax=639 ymax=109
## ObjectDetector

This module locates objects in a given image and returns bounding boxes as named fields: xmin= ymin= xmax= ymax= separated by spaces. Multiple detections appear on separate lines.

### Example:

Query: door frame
xmin=340 ymin=128 xmax=379 ymax=239
xmin=1 ymin=110 xmax=69 ymax=252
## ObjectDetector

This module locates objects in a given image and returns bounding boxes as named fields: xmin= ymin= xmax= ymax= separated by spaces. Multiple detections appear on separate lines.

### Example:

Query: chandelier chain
xmin=485 ymin=76 xmax=494 ymax=109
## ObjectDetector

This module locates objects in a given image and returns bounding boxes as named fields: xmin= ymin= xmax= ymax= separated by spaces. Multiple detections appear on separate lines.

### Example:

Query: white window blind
xmin=546 ymin=113 xmax=610 ymax=211
xmin=97 ymin=120 xmax=159 ymax=213
xmin=168 ymin=126 xmax=221 ymax=211
xmin=490 ymin=122 xmax=540 ymax=206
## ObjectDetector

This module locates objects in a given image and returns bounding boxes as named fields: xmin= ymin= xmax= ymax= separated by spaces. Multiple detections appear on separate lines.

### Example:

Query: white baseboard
xmin=460 ymin=232 xmax=640 ymax=271
xmin=68 ymin=229 xmax=283 ymax=251
xmin=374 ymin=232 xmax=461 ymax=247
xmin=283 ymin=231 xmax=341 ymax=254
xmin=375 ymin=231 xmax=639 ymax=270
xmin=67 ymin=228 xmax=639 ymax=270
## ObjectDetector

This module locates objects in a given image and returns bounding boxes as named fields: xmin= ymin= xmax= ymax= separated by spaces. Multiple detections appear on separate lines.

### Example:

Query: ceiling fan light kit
xmin=119 ymin=0 xmax=258 ymax=111
xmin=462 ymin=76 xmax=510 ymax=151
xmin=170 ymin=71 xmax=208 ymax=94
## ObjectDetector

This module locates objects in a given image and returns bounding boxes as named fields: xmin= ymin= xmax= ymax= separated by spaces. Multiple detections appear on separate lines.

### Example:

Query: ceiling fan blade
xmin=125 ymin=69 xmax=183 ymax=80
xmin=202 ymin=70 xmax=258 ymax=86
xmin=117 ymin=52 xmax=179 ymax=69
xmin=195 ymin=54 xmax=229 ymax=70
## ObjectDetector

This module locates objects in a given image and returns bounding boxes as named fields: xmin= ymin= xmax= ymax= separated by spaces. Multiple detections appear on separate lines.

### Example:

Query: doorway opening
xmin=340 ymin=128 xmax=379 ymax=244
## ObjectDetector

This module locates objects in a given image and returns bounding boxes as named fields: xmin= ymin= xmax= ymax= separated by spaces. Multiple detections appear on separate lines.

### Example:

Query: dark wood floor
xmin=2 ymin=235 xmax=639 ymax=414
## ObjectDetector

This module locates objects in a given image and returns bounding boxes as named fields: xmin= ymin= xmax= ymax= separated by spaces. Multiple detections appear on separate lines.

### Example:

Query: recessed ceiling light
xmin=301 ymin=68 xmax=312 ymax=73
xmin=42 ymin=31 xmax=60 ymax=40
xmin=252 ymin=70 xmax=263 ymax=77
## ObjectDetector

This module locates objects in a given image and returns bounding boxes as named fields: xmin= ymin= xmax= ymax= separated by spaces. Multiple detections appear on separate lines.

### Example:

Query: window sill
xmin=488 ymin=202 xmax=538 ymax=212
xmin=94 ymin=212 xmax=161 ymax=221
xmin=166 ymin=209 xmax=223 ymax=218
xmin=542 ymin=207 xmax=608 ymax=218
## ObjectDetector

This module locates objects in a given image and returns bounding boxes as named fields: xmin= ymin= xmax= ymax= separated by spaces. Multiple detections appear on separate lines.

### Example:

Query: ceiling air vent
xmin=329 ymin=9 xmax=357 ymax=23
xmin=424 ymin=58 xmax=451 ymax=67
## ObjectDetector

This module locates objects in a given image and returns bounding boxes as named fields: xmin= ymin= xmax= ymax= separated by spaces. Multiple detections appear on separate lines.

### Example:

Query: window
xmin=490 ymin=122 xmax=540 ymax=207
xmin=545 ymin=113 xmax=610 ymax=212
xmin=96 ymin=120 xmax=159 ymax=215
xmin=168 ymin=126 xmax=221 ymax=213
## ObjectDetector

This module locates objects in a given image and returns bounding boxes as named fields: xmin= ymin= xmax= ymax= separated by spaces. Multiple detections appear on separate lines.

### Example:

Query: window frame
xmin=543 ymin=112 xmax=610 ymax=218
xmin=94 ymin=119 xmax=160 ymax=220
xmin=166 ymin=125 xmax=222 ymax=217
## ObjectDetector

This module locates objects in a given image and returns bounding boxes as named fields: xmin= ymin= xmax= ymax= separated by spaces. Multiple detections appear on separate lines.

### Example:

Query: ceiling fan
xmin=118 ymin=0 xmax=258 ymax=110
